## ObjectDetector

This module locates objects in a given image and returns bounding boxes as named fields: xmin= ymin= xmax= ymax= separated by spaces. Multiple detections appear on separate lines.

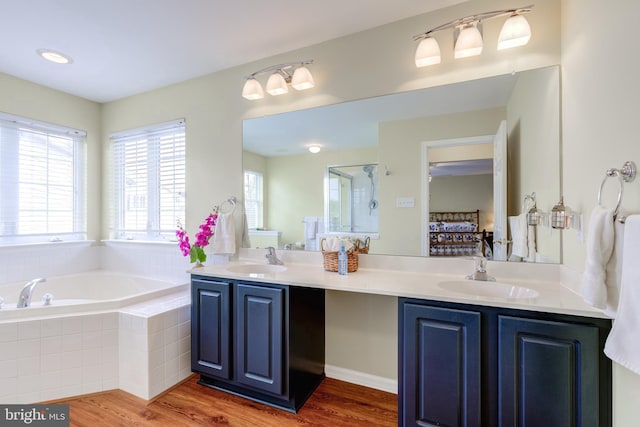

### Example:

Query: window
xmin=110 ymin=119 xmax=185 ymax=241
xmin=0 ymin=113 xmax=86 ymax=245
xmin=244 ymin=170 xmax=263 ymax=229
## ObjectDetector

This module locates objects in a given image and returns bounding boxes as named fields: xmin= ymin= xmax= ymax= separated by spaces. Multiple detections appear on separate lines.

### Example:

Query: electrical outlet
xmin=396 ymin=197 xmax=415 ymax=208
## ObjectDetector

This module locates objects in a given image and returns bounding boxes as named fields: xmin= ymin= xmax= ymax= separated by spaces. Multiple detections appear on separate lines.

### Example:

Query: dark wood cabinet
xmin=191 ymin=278 xmax=232 ymax=379
xmin=191 ymin=275 xmax=325 ymax=412
xmin=399 ymin=298 xmax=612 ymax=427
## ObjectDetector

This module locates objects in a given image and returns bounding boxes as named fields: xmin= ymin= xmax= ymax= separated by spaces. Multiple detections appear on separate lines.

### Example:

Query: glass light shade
xmin=242 ymin=78 xmax=264 ymax=100
xmin=291 ymin=66 xmax=315 ymax=90
xmin=415 ymin=37 xmax=441 ymax=68
xmin=266 ymin=72 xmax=288 ymax=96
xmin=498 ymin=14 xmax=532 ymax=50
xmin=308 ymin=145 xmax=321 ymax=154
xmin=454 ymin=25 xmax=483 ymax=59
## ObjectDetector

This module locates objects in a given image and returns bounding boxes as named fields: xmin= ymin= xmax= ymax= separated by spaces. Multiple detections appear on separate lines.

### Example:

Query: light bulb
xmin=266 ymin=72 xmax=288 ymax=96
xmin=242 ymin=78 xmax=264 ymax=100
xmin=454 ymin=24 xmax=483 ymax=59
xmin=291 ymin=66 xmax=315 ymax=90
xmin=415 ymin=37 xmax=441 ymax=68
xmin=498 ymin=14 xmax=532 ymax=50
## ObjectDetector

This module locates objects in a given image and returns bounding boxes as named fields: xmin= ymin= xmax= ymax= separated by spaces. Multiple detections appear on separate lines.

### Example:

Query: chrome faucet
xmin=265 ymin=247 xmax=284 ymax=265
xmin=466 ymin=257 xmax=495 ymax=282
xmin=17 ymin=278 xmax=46 ymax=308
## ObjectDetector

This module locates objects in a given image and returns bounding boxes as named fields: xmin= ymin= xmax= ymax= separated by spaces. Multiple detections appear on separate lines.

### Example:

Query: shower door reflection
xmin=326 ymin=163 xmax=379 ymax=234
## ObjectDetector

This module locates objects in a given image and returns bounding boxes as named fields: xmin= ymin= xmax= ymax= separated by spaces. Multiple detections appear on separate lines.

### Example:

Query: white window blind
xmin=0 ymin=114 xmax=86 ymax=245
xmin=244 ymin=170 xmax=263 ymax=229
xmin=110 ymin=119 xmax=185 ymax=241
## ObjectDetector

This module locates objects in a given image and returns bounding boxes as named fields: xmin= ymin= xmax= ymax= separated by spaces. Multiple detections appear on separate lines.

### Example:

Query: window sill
xmin=101 ymin=239 xmax=177 ymax=246
xmin=0 ymin=240 xmax=96 ymax=250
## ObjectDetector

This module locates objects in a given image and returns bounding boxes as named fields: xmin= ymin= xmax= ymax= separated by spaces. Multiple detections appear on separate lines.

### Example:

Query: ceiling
xmin=0 ymin=0 xmax=466 ymax=103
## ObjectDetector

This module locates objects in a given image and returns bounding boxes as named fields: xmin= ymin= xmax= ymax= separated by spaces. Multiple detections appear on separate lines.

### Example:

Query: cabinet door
xmin=498 ymin=315 xmax=601 ymax=427
xmin=401 ymin=303 xmax=482 ymax=427
xmin=191 ymin=278 xmax=232 ymax=379
xmin=235 ymin=283 xmax=285 ymax=396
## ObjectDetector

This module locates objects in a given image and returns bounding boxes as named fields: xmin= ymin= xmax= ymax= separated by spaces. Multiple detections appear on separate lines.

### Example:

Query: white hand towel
xmin=510 ymin=214 xmax=528 ymax=258
xmin=604 ymin=215 xmax=640 ymax=374
xmin=603 ymin=218 xmax=625 ymax=317
xmin=525 ymin=225 xmax=537 ymax=262
xmin=304 ymin=217 xmax=318 ymax=239
xmin=211 ymin=212 xmax=236 ymax=254
xmin=581 ymin=206 xmax=615 ymax=309
xmin=241 ymin=210 xmax=251 ymax=249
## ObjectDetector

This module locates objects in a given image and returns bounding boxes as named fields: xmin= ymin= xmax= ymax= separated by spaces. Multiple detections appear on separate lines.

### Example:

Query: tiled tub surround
xmin=0 ymin=298 xmax=190 ymax=403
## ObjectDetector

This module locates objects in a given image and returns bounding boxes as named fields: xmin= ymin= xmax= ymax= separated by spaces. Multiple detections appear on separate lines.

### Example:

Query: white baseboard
xmin=324 ymin=364 xmax=398 ymax=394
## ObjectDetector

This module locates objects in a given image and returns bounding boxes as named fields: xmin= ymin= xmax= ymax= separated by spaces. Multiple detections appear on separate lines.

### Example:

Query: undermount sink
xmin=225 ymin=264 xmax=288 ymax=275
xmin=438 ymin=280 xmax=540 ymax=300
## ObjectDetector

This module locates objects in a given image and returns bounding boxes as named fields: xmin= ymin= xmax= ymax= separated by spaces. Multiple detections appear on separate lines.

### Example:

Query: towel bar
xmin=597 ymin=161 xmax=636 ymax=219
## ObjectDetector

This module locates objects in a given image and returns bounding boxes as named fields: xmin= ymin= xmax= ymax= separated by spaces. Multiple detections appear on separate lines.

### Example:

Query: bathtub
xmin=0 ymin=270 xmax=188 ymax=321
xmin=0 ymin=270 xmax=191 ymax=403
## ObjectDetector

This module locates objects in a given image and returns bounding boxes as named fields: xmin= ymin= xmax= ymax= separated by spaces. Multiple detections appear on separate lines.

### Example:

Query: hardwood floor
xmin=55 ymin=375 xmax=398 ymax=426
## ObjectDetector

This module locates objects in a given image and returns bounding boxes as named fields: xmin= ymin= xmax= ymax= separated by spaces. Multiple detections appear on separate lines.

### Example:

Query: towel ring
xmin=216 ymin=196 xmax=236 ymax=214
xmin=597 ymin=161 xmax=636 ymax=218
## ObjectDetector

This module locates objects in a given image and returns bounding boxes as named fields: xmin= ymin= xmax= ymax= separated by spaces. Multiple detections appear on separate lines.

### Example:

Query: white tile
xmin=81 ymin=381 xmax=102 ymax=395
xmin=165 ymin=341 xmax=179 ymax=361
xmin=179 ymin=353 xmax=191 ymax=374
xmin=0 ymin=376 xmax=17 ymax=398
xmin=41 ymin=318 xmax=63 ymax=337
xmin=178 ymin=305 xmax=190 ymax=324
xmin=102 ymin=378 xmax=118 ymax=391
xmin=17 ymin=356 xmax=41 ymax=376
xmin=40 ymin=370 xmax=62 ymax=390
xmin=119 ymin=312 xmax=132 ymax=331
xmin=17 ymin=375 xmax=41 ymax=394
xmin=60 ymin=367 xmax=82 ymax=387
xmin=41 ymin=335 xmax=63 ymax=355
xmin=18 ymin=320 xmax=41 ymax=340
xmin=149 ymin=347 xmax=164 ymax=369
xmin=147 ymin=315 xmax=163 ymax=334
xmin=178 ymin=321 xmax=190 ymax=340
xmin=101 ymin=329 xmax=118 ymax=348
xmin=130 ymin=316 xmax=147 ymax=334
xmin=82 ymin=365 xmax=102 ymax=383
xmin=62 ymin=333 xmax=82 ymax=352
xmin=41 ymin=352 xmax=63 ymax=372
xmin=82 ymin=315 xmax=103 ymax=332
xmin=82 ymin=331 xmax=102 ymax=349
xmin=101 ymin=361 xmax=118 ymax=383
xmin=15 ymin=392 xmax=39 ymax=404
xmin=101 ymin=345 xmax=118 ymax=367
xmin=0 ymin=342 xmax=17 ymax=361
xmin=149 ymin=331 xmax=164 ymax=351
xmin=163 ymin=310 xmax=179 ymax=328
xmin=62 ymin=317 xmax=83 ymax=335
xmin=178 ymin=337 xmax=190 ymax=356
xmin=0 ymin=323 xmax=18 ymax=342
xmin=81 ymin=347 xmax=101 ymax=367
xmin=0 ymin=359 xmax=17 ymax=379
xmin=164 ymin=325 xmax=178 ymax=345
xmin=102 ymin=312 xmax=119 ymax=330
xmin=61 ymin=351 xmax=82 ymax=370
xmin=17 ymin=339 xmax=40 ymax=358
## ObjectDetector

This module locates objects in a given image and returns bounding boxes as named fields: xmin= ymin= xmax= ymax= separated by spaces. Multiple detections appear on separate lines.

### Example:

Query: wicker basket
xmin=321 ymin=239 xmax=359 ymax=272
xmin=355 ymin=236 xmax=371 ymax=254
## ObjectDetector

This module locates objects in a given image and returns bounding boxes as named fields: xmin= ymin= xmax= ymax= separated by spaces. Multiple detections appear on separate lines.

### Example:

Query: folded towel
xmin=211 ymin=212 xmax=236 ymax=254
xmin=604 ymin=215 xmax=640 ymax=374
xmin=304 ymin=217 xmax=318 ymax=239
xmin=510 ymin=214 xmax=528 ymax=258
xmin=322 ymin=237 xmax=354 ymax=252
xmin=581 ymin=206 xmax=615 ymax=309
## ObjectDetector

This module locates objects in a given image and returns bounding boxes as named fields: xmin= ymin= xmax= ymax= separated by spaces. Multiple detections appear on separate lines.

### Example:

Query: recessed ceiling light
xmin=308 ymin=145 xmax=321 ymax=154
xmin=36 ymin=49 xmax=73 ymax=64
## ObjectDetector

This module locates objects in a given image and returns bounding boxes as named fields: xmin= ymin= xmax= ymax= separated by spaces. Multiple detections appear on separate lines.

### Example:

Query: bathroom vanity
xmin=190 ymin=254 xmax=612 ymax=425
xmin=399 ymin=298 xmax=611 ymax=427
xmin=191 ymin=274 xmax=325 ymax=412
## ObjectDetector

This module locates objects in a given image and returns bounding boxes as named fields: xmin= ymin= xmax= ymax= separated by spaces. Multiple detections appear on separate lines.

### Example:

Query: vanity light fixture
xmin=242 ymin=60 xmax=315 ymax=100
xmin=550 ymin=196 xmax=580 ymax=230
xmin=413 ymin=5 xmax=533 ymax=68
xmin=36 ymin=48 xmax=73 ymax=64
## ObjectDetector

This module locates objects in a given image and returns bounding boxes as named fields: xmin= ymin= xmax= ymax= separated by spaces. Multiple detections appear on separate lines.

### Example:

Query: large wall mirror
xmin=243 ymin=65 xmax=561 ymax=263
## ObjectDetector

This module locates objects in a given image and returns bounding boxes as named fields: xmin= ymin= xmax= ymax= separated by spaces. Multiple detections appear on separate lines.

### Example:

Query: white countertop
xmin=190 ymin=251 xmax=608 ymax=319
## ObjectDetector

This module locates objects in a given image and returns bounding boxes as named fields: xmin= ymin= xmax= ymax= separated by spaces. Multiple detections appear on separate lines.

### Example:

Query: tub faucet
xmin=265 ymin=247 xmax=284 ymax=265
xmin=466 ymin=257 xmax=495 ymax=282
xmin=17 ymin=278 xmax=46 ymax=308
